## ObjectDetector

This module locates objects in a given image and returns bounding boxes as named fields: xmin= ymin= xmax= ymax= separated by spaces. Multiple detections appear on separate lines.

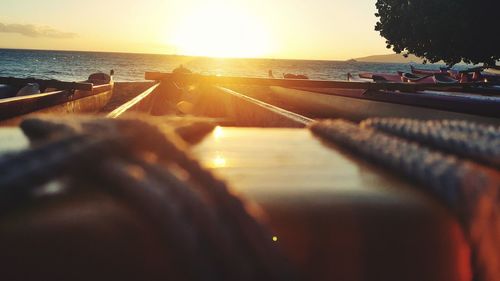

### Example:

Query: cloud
xmin=0 ymin=22 xmax=76 ymax=39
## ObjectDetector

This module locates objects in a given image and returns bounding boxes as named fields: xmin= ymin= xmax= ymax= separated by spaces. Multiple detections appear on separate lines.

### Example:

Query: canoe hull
xmin=0 ymin=84 xmax=113 ymax=126
xmin=270 ymin=86 xmax=500 ymax=124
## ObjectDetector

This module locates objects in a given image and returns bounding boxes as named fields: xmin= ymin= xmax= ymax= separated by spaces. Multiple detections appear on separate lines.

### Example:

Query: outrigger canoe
xmin=355 ymin=71 xmax=476 ymax=84
xmin=143 ymin=72 xmax=500 ymax=124
xmin=410 ymin=65 xmax=449 ymax=75
xmin=0 ymin=72 xmax=114 ymax=125
xmin=0 ymin=114 xmax=473 ymax=281
xmin=411 ymin=65 xmax=500 ymax=83
xmin=0 ymin=71 xmax=497 ymax=281
xmin=269 ymin=86 xmax=500 ymax=123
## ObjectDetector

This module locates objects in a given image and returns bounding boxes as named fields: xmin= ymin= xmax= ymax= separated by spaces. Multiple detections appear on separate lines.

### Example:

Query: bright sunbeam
xmin=171 ymin=2 xmax=272 ymax=58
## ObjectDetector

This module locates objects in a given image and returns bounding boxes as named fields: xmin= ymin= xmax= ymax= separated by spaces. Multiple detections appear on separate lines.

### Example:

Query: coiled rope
xmin=361 ymin=118 xmax=500 ymax=169
xmin=310 ymin=119 xmax=499 ymax=281
xmin=0 ymin=116 xmax=294 ymax=281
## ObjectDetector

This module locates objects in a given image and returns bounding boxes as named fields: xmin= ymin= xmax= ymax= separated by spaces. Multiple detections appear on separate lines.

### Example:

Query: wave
xmin=0 ymin=49 xmax=453 ymax=82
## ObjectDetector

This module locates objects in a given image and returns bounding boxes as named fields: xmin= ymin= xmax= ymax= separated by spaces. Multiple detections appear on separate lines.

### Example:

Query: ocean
xmin=0 ymin=48 xmax=457 ymax=82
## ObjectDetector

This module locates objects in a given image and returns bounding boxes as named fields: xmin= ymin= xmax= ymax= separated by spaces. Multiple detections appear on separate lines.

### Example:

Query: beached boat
xmin=357 ymin=71 xmax=470 ymax=84
xmin=0 ymin=72 xmax=114 ymax=125
xmin=143 ymin=72 xmax=500 ymax=124
xmin=358 ymin=72 xmax=402 ymax=82
xmin=412 ymin=65 xmax=500 ymax=83
xmin=0 ymin=73 xmax=492 ymax=281
xmin=354 ymin=71 xmax=462 ymax=83
xmin=270 ymin=86 xmax=500 ymax=123
xmin=484 ymin=67 xmax=500 ymax=75
xmin=410 ymin=65 xmax=449 ymax=75
xmin=0 ymin=71 xmax=497 ymax=281
xmin=356 ymin=71 xmax=459 ymax=84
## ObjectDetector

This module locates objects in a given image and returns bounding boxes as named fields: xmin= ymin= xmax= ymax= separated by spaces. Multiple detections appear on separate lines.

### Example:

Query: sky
xmin=0 ymin=0 xmax=390 ymax=60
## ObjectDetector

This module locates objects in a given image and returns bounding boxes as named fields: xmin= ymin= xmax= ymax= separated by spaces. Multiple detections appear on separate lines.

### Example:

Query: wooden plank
xmin=192 ymin=127 xmax=469 ymax=281
xmin=0 ymin=124 xmax=471 ymax=280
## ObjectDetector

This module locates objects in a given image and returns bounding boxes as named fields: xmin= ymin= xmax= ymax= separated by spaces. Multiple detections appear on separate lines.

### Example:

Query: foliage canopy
xmin=375 ymin=0 xmax=499 ymax=66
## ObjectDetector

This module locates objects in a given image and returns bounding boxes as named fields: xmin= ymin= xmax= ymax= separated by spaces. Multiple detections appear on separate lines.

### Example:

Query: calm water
xmin=0 ymin=48 xmax=457 ymax=82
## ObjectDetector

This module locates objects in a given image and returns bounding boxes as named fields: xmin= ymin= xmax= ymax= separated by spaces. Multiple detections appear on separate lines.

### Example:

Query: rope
xmin=310 ymin=119 xmax=499 ymax=281
xmin=0 ymin=116 xmax=293 ymax=281
xmin=361 ymin=118 xmax=500 ymax=169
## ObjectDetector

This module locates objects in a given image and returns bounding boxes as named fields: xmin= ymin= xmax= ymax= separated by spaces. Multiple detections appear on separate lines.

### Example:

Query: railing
xmin=107 ymin=83 xmax=160 ymax=119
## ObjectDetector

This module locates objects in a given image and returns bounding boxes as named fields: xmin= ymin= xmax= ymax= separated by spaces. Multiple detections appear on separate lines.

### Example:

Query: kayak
xmin=0 ymin=71 xmax=114 ymax=125
xmin=142 ymin=72 xmax=500 ymax=124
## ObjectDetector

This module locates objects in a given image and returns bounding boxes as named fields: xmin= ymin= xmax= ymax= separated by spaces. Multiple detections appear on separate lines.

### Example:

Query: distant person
xmin=268 ymin=69 xmax=274 ymax=78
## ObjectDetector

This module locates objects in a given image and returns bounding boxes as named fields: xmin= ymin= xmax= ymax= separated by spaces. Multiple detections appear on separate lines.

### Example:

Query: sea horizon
xmin=0 ymin=48 xmax=459 ymax=82
xmin=0 ymin=47 xmax=359 ymax=62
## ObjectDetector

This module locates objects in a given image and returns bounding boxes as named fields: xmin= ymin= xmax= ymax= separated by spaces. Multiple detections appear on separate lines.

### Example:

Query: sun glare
xmin=171 ymin=3 xmax=272 ymax=58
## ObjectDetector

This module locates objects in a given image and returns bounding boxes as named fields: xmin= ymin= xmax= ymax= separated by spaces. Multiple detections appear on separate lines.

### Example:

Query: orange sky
xmin=0 ymin=0 xmax=390 ymax=60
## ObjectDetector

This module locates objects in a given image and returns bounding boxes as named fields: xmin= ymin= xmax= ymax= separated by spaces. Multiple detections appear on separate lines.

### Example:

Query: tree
xmin=374 ymin=0 xmax=499 ymax=66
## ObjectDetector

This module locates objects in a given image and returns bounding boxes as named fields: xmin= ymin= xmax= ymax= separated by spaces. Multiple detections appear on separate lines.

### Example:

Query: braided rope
xmin=0 ymin=116 xmax=293 ymax=281
xmin=22 ymin=116 xmax=292 ymax=280
xmin=0 ymin=134 xmax=122 ymax=211
xmin=310 ymin=119 xmax=500 ymax=281
xmin=361 ymin=118 xmax=500 ymax=169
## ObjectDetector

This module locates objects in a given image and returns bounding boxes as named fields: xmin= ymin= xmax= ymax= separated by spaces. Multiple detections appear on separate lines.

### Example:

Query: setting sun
xmin=170 ymin=2 xmax=272 ymax=58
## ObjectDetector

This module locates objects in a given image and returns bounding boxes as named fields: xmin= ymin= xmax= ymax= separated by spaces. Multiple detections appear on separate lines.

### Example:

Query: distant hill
xmin=355 ymin=53 xmax=426 ymax=63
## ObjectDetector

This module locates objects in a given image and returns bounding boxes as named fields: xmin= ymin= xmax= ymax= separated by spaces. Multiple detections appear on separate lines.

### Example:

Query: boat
xmin=433 ymin=74 xmax=460 ymax=83
xmin=358 ymin=72 xmax=402 ymax=82
xmin=347 ymin=72 xmax=372 ymax=82
xmin=270 ymin=86 xmax=500 ymax=123
xmin=399 ymin=72 xmax=434 ymax=83
xmin=0 ymin=71 xmax=114 ymax=125
xmin=412 ymin=65 xmax=500 ymax=83
xmin=357 ymin=71 xmax=461 ymax=84
xmin=410 ymin=65 xmax=449 ymax=75
xmin=351 ymin=70 xmax=498 ymax=92
xmin=0 ymin=71 xmax=497 ymax=281
xmin=484 ymin=67 xmax=500 ymax=75
xmin=144 ymin=72 xmax=500 ymax=123
xmin=399 ymin=72 xmax=461 ymax=84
